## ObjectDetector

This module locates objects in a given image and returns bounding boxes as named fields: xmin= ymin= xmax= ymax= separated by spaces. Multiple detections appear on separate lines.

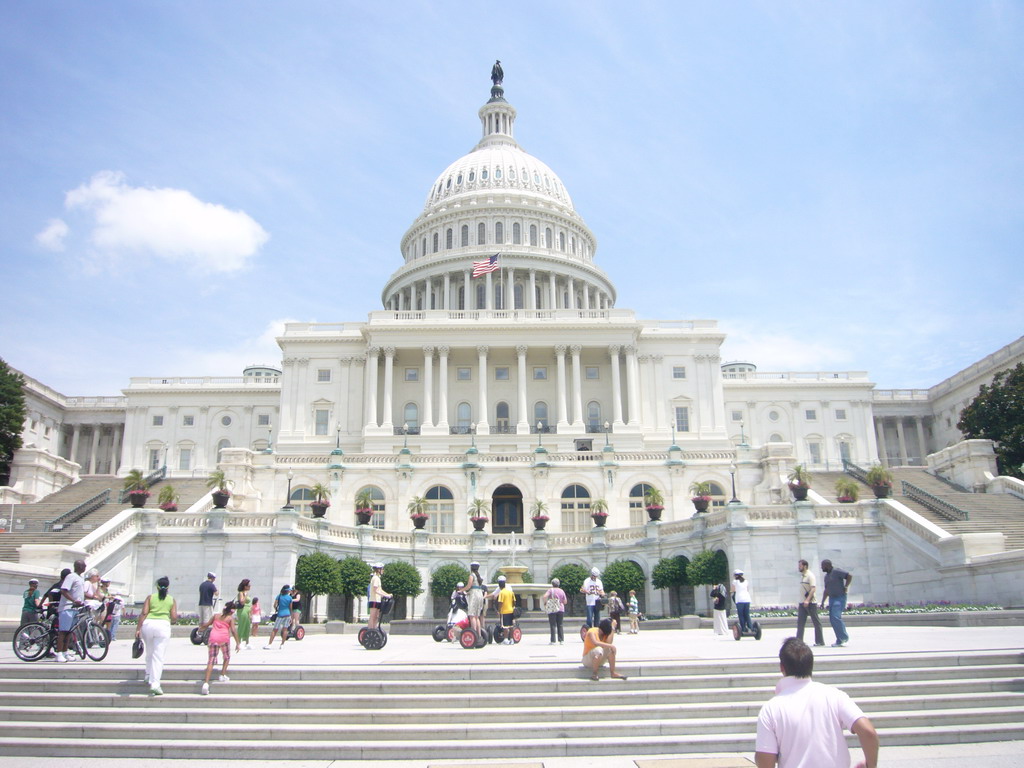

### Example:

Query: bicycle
xmin=12 ymin=606 xmax=109 ymax=662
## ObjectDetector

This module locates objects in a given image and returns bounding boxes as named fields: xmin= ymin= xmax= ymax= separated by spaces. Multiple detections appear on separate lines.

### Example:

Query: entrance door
xmin=492 ymin=484 xmax=523 ymax=533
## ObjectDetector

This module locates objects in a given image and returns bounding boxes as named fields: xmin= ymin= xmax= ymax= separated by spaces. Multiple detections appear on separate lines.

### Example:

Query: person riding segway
xmin=359 ymin=563 xmax=392 ymax=650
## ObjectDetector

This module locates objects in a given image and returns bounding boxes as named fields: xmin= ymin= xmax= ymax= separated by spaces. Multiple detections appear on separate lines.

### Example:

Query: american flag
xmin=472 ymin=253 xmax=501 ymax=277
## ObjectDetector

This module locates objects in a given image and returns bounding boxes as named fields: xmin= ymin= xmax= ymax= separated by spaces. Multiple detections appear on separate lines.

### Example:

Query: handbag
xmin=544 ymin=596 xmax=562 ymax=613
xmin=132 ymin=637 xmax=144 ymax=659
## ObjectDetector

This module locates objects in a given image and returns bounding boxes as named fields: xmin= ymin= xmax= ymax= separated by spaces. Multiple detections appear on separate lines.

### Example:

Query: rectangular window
xmin=808 ymin=442 xmax=822 ymax=465
xmin=152 ymin=415 xmax=164 ymax=427
xmin=672 ymin=366 xmax=687 ymax=379
xmin=457 ymin=367 xmax=472 ymax=381
xmin=835 ymin=409 xmax=847 ymax=421
xmin=317 ymin=369 xmax=331 ymax=382
xmin=533 ymin=367 xmax=547 ymax=380
xmin=182 ymin=415 xmax=194 ymax=427
xmin=585 ymin=366 xmax=599 ymax=380
xmin=315 ymin=409 xmax=329 ymax=436
xmin=178 ymin=448 xmax=191 ymax=471
xmin=405 ymin=368 xmax=419 ymax=382
xmin=731 ymin=410 xmax=743 ymax=422
xmin=148 ymin=449 xmax=161 ymax=471
xmin=257 ymin=414 xmax=270 ymax=426
xmin=675 ymin=406 xmax=690 ymax=433
xmin=494 ymin=367 xmax=510 ymax=381
xmin=805 ymin=409 xmax=817 ymax=421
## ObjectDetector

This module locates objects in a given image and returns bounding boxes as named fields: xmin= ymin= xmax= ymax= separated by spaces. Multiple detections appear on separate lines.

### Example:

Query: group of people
xmin=454 ymin=562 xmax=518 ymax=644
xmin=710 ymin=559 xmax=855 ymax=647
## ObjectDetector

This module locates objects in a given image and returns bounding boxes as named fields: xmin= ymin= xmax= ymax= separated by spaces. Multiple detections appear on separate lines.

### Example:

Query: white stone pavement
xmin=0 ymin=622 xmax=1022 ymax=766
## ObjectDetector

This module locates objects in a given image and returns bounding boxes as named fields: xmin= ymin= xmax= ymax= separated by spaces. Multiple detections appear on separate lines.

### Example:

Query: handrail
xmin=900 ymin=480 xmax=970 ymax=522
xmin=45 ymin=489 xmax=111 ymax=531
xmin=118 ymin=466 xmax=167 ymax=503
xmin=843 ymin=460 xmax=868 ymax=484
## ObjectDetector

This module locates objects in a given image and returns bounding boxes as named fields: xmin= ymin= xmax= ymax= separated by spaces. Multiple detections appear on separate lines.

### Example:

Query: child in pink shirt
xmin=199 ymin=600 xmax=239 ymax=695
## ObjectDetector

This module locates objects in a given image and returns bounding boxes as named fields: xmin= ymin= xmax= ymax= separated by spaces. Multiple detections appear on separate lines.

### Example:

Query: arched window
xmin=496 ymin=402 xmax=510 ymax=431
xmin=457 ymin=402 xmax=472 ymax=431
xmin=534 ymin=401 xmax=549 ymax=429
xmin=560 ymin=484 xmax=591 ymax=532
xmin=425 ymin=485 xmax=455 ymax=533
xmin=559 ymin=232 xmax=565 ymax=251
xmin=529 ymin=224 xmax=538 ymax=246
xmin=495 ymin=221 xmax=504 ymax=244
xmin=587 ymin=401 xmax=602 ymax=430
xmin=769 ymin=433 xmax=784 ymax=442
xmin=512 ymin=222 xmax=521 ymax=244
xmin=514 ymin=283 xmax=523 ymax=309
xmin=445 ymin=228 xmax=453 ymax=250
xmin=629 ymin=483 xmax=656 ymax=527
xmin=476 ymin=283 xmax=486 ymax=310
xmin=216 ymin=439 xmax=231 ymax=463
xmin=708 ymin=482 xmax=727 ymax=508
xmin=289 ymin=487 xmax=314 ymax=515
xmin=432 ymin=232 xmax=439 ymax=253
xmin=478 ymin=222 xmax=486 ymax=244
xmin=403 ymin=403 xmax=419 ymax=430
xmin=357 ymin=485 xmax=386 ymax=529
xmin=460 ymin=225 xmax=469 ymax=247
xmin=545 ymin=227 xmax=553 ymax=248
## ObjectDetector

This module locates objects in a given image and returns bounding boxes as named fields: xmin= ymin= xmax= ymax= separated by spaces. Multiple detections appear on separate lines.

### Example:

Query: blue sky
xmin=2 ymin=2 xmax=1021 ymax=395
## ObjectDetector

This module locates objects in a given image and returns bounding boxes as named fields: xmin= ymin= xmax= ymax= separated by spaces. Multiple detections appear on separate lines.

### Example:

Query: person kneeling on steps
xmin=582 ymin=618 xmax=627 ymax=682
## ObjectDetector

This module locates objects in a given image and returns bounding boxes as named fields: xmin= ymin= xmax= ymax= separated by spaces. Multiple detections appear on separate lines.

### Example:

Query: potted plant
xmin=689 ymin=481 xmax=713 ymax=513
xmin=408 ymin=495 xmax=430 ymax=529
xmin=123 ymin=469 xmax=149 ymax=508
xmin=529 ymin=500 xmax=550 ymax=531
xmin=865 ymin=464 xmax=894 ymax=499
xmin=644 ymin=486 xmax=665 ymax=521
xmin=310 ymin=483 xmax=331 ymax=518
xmin=206 ymin=469 xmax=233 ymax=509
xmin=787 ymin=465 xmax=812 ymax=502
xmin=355 ymin=489 xmax=375 ymax=525
xmin=835 ymin=477 xmax=860 ymax=503
xmin=468 ymin=498 xmax=490 ymax=532
xmin=590 ymin=498 xmax=609 ymax=527
xmin=157 ymin=484 xmax=179 ymax=512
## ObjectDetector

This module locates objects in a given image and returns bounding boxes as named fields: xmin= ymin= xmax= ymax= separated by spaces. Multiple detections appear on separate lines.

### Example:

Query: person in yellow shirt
xmin=582 ymin=618 xmax=627 ymax=682
xmin=495 ymin=576 xmax=516 ymax=645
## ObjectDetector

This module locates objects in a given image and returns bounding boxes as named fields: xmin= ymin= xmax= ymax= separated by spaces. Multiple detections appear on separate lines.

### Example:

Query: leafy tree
xmin=0 ymin=358 xmax=25 ymax=484
xmin=652 ymin=555 xmax=691 ymax=590
xmin=550 ymin=562 xmax=590 ymax=616
xmin=958 ymin=362 xmax=1024 ymax=480
xmin=686 ymin=549 xmax=729 ymax=586
xmin=382 ymin=560 xmax=423 ymax=597
xmin=603 ymin=559 xmax=645 ymax=597
xmin=336 ymin=556 xmax=372 ymax=597
xmin=295 ymin=552 xmax=343 ymax=600
xmin=430 ymin=563 xmax=469 ymax=598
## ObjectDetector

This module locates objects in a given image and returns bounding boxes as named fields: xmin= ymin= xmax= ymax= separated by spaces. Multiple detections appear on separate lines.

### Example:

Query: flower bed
xmin=751 ymin=601 xmax=1002 ymax=618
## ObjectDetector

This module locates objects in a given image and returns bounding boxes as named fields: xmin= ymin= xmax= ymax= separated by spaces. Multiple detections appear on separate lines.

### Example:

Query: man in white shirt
xmin=755 ymin=637 xmax=879 ymax=768
xmin=580 ymin=567 xmax=604 ymax=628
xmin=54 ymin=559 xmax=87 ymax=663
xmin=796 ymin=560 xmax=825 ymax=646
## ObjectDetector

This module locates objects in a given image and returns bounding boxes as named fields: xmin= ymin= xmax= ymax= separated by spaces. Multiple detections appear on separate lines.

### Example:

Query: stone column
xmin=548 ymin=274 xmax=557 ymax=310
xmin=914 ymin=417 xmax=927 ymax=466
xmin=476 ymin=346 xmax=490 ymax=430
xmin=652 ymin=355 xmax=666 ymax=429
xmin=443 ymin=273 xmax=450 ymax=310
xmin=410 ymin=282 xmax=418 ymax=312
xmin=555 ymin=345 xmax=569 ymax=428
xmin=463 ymin=270 xmax=471 ymax=310
xmin=637 ymin=355 xmax=651 ymax=426
xmin=485 ymin=272 xmax=493 ymax=310
xmin=609 ymin=345 xmax=624 ymax=427
xmin=528 ymin=270 xmax=537 ymax=310
xmin=567 ymin=277 xmax=575 ymax=309
xmin=365 ymin=347 xmax=379 ymax=429
xmin=516 ymin=345 xmax=529 ymax=432
xmin=583 ymin=283 xmax=590 ymax=310
xmin=422 ymin=346 xmax=434 ymax=428
xmin=625 ymin=345 xmax=640 ymax=426
xmin=111 ymin=424 xmax=124 ymax=474
xmin=70 ymin=425 xmax=81 ymax=467
xmin=437 ymin=346 xmax=450 ymax=430
xmin=507 ymin=267 xmax=515 ymax=309
xmin=382 ymin=347 xmax=396 ymax=430
xmin=570 ymin=344 xmax=584 ymax=427
xmin=875 ymin=418 xmax=888 ymax=467
xmin=895 ymin=418 xmax=908 ymax=466
xmin=87 ymin=426 xmax=101 ymax=474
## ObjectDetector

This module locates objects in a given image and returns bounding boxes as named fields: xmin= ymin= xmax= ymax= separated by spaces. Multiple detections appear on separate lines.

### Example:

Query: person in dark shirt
xmin=820 ymin=560 xmax=853 ymax=647
xmin=40 ymin=568 xmax=71 ymax=620
xmin=198 ymin=572 xmax=218 ymax=626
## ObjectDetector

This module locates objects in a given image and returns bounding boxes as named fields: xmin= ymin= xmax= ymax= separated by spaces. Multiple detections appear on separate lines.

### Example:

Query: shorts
xmin=208 ymin=641 xmax=231 ymax=663
xmin=368 ymin=601 xmax=381 ymax=609
xmin=273 ymin=616 xmax=291 ymax=631
xmin=58 ymin=608 xmax=78 ymax=632
xmin=467 ymin=590 xmax=484 ymax=616
xmin=584 ymin=647 xmax=609 ymax=667
xmin=501 ymin=613 xmax=514 ymax=628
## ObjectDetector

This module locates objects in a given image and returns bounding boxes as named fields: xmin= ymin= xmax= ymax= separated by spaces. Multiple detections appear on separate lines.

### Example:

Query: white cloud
xmin=63 ymin=171 xmax=269 ymax=273
xmin=35 ymin=218 xmax=69 ymax=251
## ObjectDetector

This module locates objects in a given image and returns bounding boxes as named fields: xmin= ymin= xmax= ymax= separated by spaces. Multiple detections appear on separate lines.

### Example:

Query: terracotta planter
xmin=211 ymin=491 xmax=230 ymax=509
xmin=355 ymin=510 xmax=373 ymax=525
xmin=691 ymin=498 xmax=710 ymax=513
xmin=646 ymin=505 xmax=663 ymax=522
xmin=871 ymin=484 xmax=891 ymax=499
xmin=412 ymin=516 xmax=428 ymax=529
xmin=591 ymin=514 xmax=608 ymax=527
xmin=531 ymin=517 xmax=548 ymax=531
xmin=128 ymin=491 xmax=148 ymax=509
xmin=311 ymin=502 xmax=329 ymax=518
xmin=471 ymin=517 xmax=488 ymax=532
xmin=789 ymin=485 xmax=809 ymax=501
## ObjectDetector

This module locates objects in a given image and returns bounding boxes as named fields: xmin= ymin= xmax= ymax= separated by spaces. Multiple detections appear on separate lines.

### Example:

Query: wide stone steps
xmin=0 ymin=650 xmax=1019 ymax=759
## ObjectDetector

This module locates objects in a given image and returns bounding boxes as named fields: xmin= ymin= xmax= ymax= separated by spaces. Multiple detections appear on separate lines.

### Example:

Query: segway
xmin=359 ymin=596 xmax=393 ymax=650
xmin=732 ymin=619 xmax=762 ymax=641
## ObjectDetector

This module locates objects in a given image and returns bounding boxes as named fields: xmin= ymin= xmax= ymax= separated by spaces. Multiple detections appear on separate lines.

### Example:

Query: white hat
xmin=456 ymin=582 xmax=465 ymax=588
xmin=734 ymin=569 xmax=744 ymax=575
xmin=590 ymin=567 xmax=600 ymax=576
xmin=497 ymin=575 xmax=506 ymax=582
xmin=372 ymin=562 xmax=384 ymax=569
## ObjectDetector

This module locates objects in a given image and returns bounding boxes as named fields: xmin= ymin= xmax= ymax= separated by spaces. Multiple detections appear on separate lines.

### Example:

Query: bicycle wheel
xmin=84 ymin=623 xmax=110 ymax=661
xmin=12 ymin=622 xmax=51 ymax=662
xmin=68 ymin=630 xmax=88 ymax=660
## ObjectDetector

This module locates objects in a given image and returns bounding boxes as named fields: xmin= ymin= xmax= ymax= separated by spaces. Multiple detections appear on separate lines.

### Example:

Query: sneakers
xmin=201 ymin=682 xmax=209 ymax=695
xmin=263 ymin=644 xmax=273 ymax=650
xmin=53 ymin=652 xmax=67 ymax=663
xmin=814 ymin=642 xmax=826 ymax=647
xmin=218 ymin=675 xmax=230 ymax=682
xmin=558 ymin=641 xmax=564 ymax=645
xmin=831 ymin=641 xmax=846 ymax=647
xmin=549 ymin=641 xmax=557 ymax=645
xmin=150 ymin=686 xmax=163 ymax=696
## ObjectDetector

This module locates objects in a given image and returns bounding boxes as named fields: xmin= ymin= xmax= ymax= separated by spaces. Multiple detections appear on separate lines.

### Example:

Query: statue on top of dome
xmin=491 ymin=60 xmax=504 ymax=86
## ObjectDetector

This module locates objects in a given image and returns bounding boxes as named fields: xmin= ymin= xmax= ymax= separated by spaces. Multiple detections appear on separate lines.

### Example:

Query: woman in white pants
xmin=135 ymin=576 xmax=178 ymax=696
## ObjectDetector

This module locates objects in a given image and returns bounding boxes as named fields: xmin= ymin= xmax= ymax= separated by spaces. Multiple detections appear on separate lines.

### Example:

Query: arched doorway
xmin=491 ymin=484 xmax=523 ymax=533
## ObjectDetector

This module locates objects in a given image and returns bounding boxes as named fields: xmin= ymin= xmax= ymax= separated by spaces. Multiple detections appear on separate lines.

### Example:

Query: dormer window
xmin=481 ymin=168 xmax=489 ymax=180
xmin=469 ymin=170 xmax=475 ymax=182
xmin=495 ymin=167 xmax=502 ymax=180
xmin=456 ymin=174 xmax=463 ymax=185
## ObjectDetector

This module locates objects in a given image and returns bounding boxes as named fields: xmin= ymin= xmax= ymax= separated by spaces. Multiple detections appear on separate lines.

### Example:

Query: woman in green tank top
xmin=135 ymin=576 xmax=178 ymax=696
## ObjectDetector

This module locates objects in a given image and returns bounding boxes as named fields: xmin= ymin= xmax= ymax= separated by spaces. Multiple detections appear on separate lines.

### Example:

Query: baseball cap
xmin=734 ymin=569 xmax=744 ymax=575
xmin=282 ymin=584 xmax=291 ymax=591
xmin=372 ymin=562 xmax=384 ymax=569
xmin=456 ymin=582 xmax=465 ymax=589
xmin=497 ymin=575 xmax=506 ymax=582
xmin=470 ymin=561 xmax=479 ymax=568
xmin=28 ymin=578 xmax=38 ymax=584
xmin=590 ymin=567 xmax=600 ymax=576
xmin=207 ymin=572 xmax=217 ymax=579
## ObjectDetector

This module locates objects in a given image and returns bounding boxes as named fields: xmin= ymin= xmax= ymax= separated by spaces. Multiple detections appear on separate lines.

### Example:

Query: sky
xmin=1 ymin=2 xmax=1021 ymax=396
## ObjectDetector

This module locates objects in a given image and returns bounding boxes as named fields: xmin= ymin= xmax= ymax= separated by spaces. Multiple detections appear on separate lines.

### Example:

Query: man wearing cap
xmin=367 ymin=562 xmax=392 ymax=630
xmin=493 ymin=575 xmax=516 ymax=644
xmin=731 ymin=569 xmax=752 ymax=634
xmin=198 ymin=572 xmax=218 ymax=627
xmin=580 ymin=567 xmax=605 ymax=628
xmin=21 ymin=578 xmax=41 ymax=626
xmin=54 ymin=559 xmax=87 ymax=663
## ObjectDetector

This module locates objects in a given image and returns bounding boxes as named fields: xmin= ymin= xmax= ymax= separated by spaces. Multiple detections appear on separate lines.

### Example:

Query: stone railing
xmin=901 ymin=480 xmax=970 ymax=522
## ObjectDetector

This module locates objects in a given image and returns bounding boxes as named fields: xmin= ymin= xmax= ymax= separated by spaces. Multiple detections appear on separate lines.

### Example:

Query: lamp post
xmin=335 ymin=424 xmax=342 ymax=451
xmin=470 ymin=422 xmax=477 ymax=450
xmin=739 ymin=421 xmax=747 ymax=447
xmin=536 ymin=421 xmax=543 ymax=448
xmin=604 ymin=420 xmax=611 ymax=448
xmin=670 ymin=422 xmax=677 ymax=446
xmin=729 ymin=461 xmax=740 ymax=504
xmin=283 ymin=470 xmax=294 ymax=509
xmin=402 ymin=422 xmax=409 ymax=450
